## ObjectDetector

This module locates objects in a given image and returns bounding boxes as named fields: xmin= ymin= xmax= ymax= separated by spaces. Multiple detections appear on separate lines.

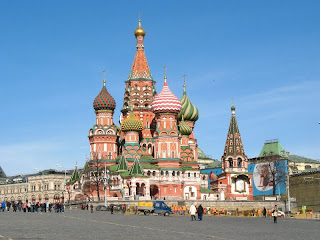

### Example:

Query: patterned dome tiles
xmin=152 ymin=82 xmax=181 ymax=113
xmin=121 ymin=111 xmax=143 ymax=132
xmin=93 ymin=86 xmax=116 ymax=111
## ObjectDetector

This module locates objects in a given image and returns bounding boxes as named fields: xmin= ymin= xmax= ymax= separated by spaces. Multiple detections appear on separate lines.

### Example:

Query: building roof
xmin=0 ymin=166 xmax=6 ymax=178
xmin=151 ymin=78 xmax=181 ymax=114
xmin=129 ymin=158 xmax=144 ymax=176
xmin=258 ymin=139 xmax=288 ymax=158
xmin=69 ymin=164 xmax=80 ymax=184
xmin=288 ymin=155 xmax=320 ymax=164
xmin=93 ymin=81 xmax=116 ymax=111
xmin=117 ymin=155 xmax=129 ymax=172
xmin=121 ymin=110 xmax=143 ymax=132
xmin=129 ymin=20 xmax=152 ymax=80
xmin=222 ymin=105 xmax=246 ymax=158
xmin=179 ymin=118 xmax=192 ymax=136
xmin=177 ymin=83 xmax=199 ymax=122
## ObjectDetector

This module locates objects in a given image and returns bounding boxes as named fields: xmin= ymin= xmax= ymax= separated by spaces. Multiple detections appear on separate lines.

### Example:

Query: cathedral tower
xmin=89 ymin=74 xmax=119 ymax=165
xmin=152 ymin=73 xmax=182 ymax=169
xmin=121 ymin=20 xmax=156 ymax=156
xmin=221 ymin=105 xmax=248 ymax=172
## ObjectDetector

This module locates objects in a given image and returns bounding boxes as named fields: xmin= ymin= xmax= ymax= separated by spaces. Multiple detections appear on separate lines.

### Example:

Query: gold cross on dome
xmin=103 ymin=69 xmax=106 ymax=86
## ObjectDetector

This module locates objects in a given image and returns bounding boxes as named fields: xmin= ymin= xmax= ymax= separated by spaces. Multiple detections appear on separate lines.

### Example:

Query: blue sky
xmin=1 ymin=0 xmax=319 ymax=176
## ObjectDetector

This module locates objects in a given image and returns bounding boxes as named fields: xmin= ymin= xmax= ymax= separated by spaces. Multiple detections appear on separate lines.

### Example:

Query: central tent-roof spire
xmin=129 ymin=17 xmax=153 ymax=81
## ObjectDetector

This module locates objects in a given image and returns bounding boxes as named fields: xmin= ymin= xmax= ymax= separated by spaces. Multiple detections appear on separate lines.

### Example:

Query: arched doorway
xmin=150 ymin=185 xmax=159 ymax=199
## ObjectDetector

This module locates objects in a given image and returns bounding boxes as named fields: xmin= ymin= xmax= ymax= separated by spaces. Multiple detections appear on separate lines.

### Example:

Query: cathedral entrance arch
xmin=150 ymin=185 xmax=159 ymax=199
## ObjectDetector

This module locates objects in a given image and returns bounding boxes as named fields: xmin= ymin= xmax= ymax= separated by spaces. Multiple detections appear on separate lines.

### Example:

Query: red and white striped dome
xmin=152 ymin=80 xmax=181 ymax=113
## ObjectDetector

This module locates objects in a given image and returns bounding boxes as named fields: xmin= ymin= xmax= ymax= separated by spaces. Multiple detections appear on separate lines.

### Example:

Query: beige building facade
xmin=0 ymin=170 xmax=70 ymax=204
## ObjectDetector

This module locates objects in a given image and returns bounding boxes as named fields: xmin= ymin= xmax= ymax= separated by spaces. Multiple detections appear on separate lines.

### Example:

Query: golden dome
xmin=134 ymin=20 xmax=146 ymax=37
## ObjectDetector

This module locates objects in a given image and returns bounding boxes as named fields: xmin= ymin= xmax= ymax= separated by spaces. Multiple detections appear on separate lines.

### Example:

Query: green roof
xmin=197 ymin=147 xmax=208 ymax=159
xmin=109 ymin=164 xmax=118 ymax=173
xmin=182 ymin=165 xmax=194 ymax=170
xmin=288 ymin=155 xmax=320 ymax=163
xmin=259 ymin=140 xmax=288 ymax=158
xmin=0 ymin=166 xmax=6 ymax=178
xmin=129 ymin=158 xmax=144 ymax=176
xmin=69 ymin=164 xmax=80 ymax=184
xmin=141 ymin=164 xmax=160 ymax=170
xmin=200 ymin=187 xmax=216 ymax=193
xmin=117 ymin=155 xmax=128 ymax=172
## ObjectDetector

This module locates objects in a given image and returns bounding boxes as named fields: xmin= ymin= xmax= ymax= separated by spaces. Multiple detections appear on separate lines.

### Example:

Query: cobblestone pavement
xmin=0 ymin=210 xmax=319 ymax=240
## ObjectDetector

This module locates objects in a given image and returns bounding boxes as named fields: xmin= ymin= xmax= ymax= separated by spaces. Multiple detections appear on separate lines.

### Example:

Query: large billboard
xmin=248 ymin=160 xmax=288 ymax=196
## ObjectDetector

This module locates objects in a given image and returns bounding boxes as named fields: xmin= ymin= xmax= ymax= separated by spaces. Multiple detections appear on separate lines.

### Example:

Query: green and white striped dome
xmin=178 ymin=85 xmax=199 ymax=122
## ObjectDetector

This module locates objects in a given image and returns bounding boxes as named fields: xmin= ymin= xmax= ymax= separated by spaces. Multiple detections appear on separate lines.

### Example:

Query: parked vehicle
xmin=278 ymin=210 xmax=285 ymax=217
xmin=137 ymin=201 xmax=172 ymax=216
xmin=95 ymin=205 xmax=108 ymax=211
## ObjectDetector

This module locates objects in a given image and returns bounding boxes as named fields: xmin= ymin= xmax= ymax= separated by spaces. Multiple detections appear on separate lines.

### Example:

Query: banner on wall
xmin=248 ymin=160 xmax=288 ymax=196
xmin=200 ymin=168 xmax=223 ymax=187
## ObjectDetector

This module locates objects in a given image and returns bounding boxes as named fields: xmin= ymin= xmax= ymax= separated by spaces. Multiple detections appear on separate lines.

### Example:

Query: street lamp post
xmin=56 ymin=164 xmax=66 ymax=205
xmin=104 ymin=164 xmax=109 ymax=207
xmin=287 ymin=174 xmax=291 ymax=212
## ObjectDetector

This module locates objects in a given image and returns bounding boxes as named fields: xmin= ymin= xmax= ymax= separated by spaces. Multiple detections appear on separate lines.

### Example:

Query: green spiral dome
xmin=121 ymin=110 xmax=143 ymax=132
xmin=178 ymin=87 xmax=199 ymax=122
xmin=179 ymin=118 xmax=192 ymax=136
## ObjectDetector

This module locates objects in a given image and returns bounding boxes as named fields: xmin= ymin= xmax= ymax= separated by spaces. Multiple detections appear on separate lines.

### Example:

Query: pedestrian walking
xmin=90 ymin=204 xmax=93 ymax=213
xmin=110 ymin=204 xmax=114 ymax=214
xmin=189 ymin=204 xmax=197 ymax=221
xmin=272 ymin=205 xmax=278 ymax=223
xmin=263 ymin=207 xmax=266 ymax=217
xmin=197 ymin=204 xmax=204 ymax=221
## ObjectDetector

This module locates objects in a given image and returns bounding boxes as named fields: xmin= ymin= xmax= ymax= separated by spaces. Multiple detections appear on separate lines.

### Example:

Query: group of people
xmin=189 ymin=204 xmax=204 ymax=221
xmin=1 ymin=201 xmax=64 ymax=213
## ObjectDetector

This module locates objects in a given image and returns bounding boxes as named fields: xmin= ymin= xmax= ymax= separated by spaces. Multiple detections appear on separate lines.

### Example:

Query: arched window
xmin=194 ymin=173 xmax=197 ymax=178
xmin=165 ymin=171 xmax=169 ymax=176
xmin=147 ymin=171 xmax=151 ymax=176
xmin=188 ymin=172 xmax=191 ymax=178
xmin=161 ymin=171 xmax=164 ymax=176
xmin=172 ymin=171 xmax=175 ymax=177
xmin=152 ymin=171 xmax=156 ymax=176
xmin=237 ymin=158 xmax=242 ymax=168
xmin=228 ymin=158 xmax=233 ymax=168
xmin=177 ymin=171 xmax=180 ymax=176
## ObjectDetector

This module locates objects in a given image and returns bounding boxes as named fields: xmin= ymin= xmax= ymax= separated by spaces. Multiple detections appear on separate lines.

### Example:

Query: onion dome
xmin=134 ymin=20 xmax=146 ymax=37
xmin=178 ymin=84 xmax=199 ymax=122
xmin=152 ymin=77 xmax=182 ymax=114
xmin=179 ymin=118 xmax=192 ymax=136
xmin=93 ymin=80 xmax=116 ymax=111
xmin=121 ymin=110 xmax=143 ymax=132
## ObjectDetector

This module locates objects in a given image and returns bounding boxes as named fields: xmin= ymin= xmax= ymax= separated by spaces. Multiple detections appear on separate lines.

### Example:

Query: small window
xmin=177 ymin=171 xmax=180 ymax=176
xmin=172 ymin=171 xmax=175 ymax=177
xmin=165 ymin=171 xmax=169 ymax=176
xmin=147 ymin=171 xmax=151 ymax=176
xmin=194 ymin=173 xmax=197 ymax=178
xmin=152 ymin=171 xmax=156 ymax=176
xmin=161 ymin=171 xmax=164 ymax=176
xmin=188 ymin=172 xmax=191 ymax=178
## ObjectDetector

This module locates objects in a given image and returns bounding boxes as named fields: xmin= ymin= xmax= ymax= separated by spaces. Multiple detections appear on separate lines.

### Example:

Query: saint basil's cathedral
xmin=69 ymin=20 xmax=253 ymax=201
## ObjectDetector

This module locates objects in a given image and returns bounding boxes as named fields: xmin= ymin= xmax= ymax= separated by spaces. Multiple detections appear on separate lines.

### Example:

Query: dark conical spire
xmin=117 ymin=155 xmax=129 ymax=172
xmin=70 ymin=163 xmax=80 ymax=183
xmin=223 ymin=105 xmax=246 ymax=158
xmin=129 ymin=157 xmax=144 ymax=175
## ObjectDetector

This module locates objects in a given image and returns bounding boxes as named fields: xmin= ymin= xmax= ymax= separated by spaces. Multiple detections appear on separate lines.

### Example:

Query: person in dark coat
xmin=90 ymin=204 xmax=93 ymax=213
xmin=197 ymin=204 xmax=204 ymax=221
xmin=263 ymin=207 xmax=267 ymax=217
